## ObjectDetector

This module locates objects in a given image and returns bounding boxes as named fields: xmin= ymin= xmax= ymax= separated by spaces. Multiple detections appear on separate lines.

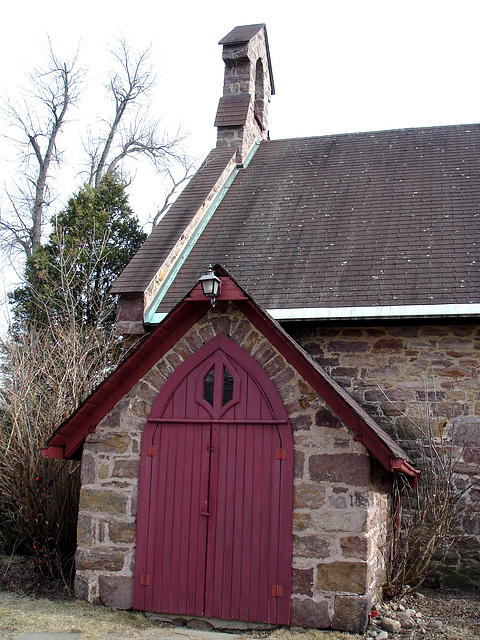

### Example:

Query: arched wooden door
xmin=134 ymin=335 xmax=293 ymax=625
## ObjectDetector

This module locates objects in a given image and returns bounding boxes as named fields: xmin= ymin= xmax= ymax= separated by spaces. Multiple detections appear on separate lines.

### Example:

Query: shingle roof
xmin=155 ymin=124 xmax=480 ymax=313
xmin=215 ymin=94 xmax=251 ymax=127
xmin=218 ymin=24 xmax=265 ymax=45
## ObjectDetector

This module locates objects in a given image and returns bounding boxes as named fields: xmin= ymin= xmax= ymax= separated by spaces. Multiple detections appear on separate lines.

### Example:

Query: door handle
xmin=201 ymin=511 xmax=210 ymax=517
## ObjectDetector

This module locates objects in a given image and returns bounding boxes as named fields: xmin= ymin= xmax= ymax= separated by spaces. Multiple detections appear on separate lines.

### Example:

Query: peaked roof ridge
xmin=269 ymin=120 xmax=480 ymax=144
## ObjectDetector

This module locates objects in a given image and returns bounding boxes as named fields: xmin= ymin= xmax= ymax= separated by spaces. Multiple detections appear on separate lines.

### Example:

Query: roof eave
xmin=268 ymin=303 xmax=480 ymax=322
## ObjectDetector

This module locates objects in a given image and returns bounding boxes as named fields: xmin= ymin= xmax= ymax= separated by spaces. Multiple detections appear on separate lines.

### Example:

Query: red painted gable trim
xmin=42 ymin=268 xmax=418 ymax=485
xmin=43 ymin=299 xmax=210 ymax=459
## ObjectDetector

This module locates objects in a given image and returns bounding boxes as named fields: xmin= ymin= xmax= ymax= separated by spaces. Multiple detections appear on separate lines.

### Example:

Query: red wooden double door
xmin=134 ymin=335 xmax=293 ymax=624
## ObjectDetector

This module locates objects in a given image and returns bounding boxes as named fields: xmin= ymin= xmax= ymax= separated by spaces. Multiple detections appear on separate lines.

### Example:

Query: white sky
xmin=1 ymin=0 xmax=479 ymax=318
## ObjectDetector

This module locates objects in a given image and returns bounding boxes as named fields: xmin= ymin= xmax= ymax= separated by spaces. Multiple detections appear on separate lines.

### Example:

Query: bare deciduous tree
xmin=0 ymin=43 xmax=81 ymax=260
xmin=85 ymin=37 xmax=189 ymax=190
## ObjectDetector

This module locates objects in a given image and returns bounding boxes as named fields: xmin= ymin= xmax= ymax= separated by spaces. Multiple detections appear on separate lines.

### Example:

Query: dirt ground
xmin=0 ymin=555 xmax=478 ymax=639
xmin=0 ymin=553 xmax=74 ymax=600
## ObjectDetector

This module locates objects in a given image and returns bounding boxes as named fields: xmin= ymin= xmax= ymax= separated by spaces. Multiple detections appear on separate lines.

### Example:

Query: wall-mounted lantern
xmin=198 ymin=266 xmax=222 ymax=307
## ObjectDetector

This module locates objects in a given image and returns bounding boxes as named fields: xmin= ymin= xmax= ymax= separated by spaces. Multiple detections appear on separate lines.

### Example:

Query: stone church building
xmin=44 ymin=24 xmax=480 ymax=634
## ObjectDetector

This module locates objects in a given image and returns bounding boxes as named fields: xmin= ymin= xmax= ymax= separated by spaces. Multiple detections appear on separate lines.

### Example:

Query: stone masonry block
xmin=280 ymin=382 xmax=303 ymax=406
xmin=316 ymin=561 xmax=368 ymax=594
xmin=372 ymin=338 xmax=404 ymax=353
xmin=290 ymin=414 xmax=313 ymax=431
xmin=261 ymin=354 xmax=285 ymax=377
xmin=76 ymin=548 xmax=126 ymax=572
xmin=74 ymin=573 xmax=99 ymax=605
xmin=340 ymin=535 xmax=369 ymax=560
xmin=185 ymin=330 xmax=204 ymax=352
xmin=292 ymin=512 xmax=312 ymax=532
xmin=291 ymin=567 xmax=314 ymax=597
xmin=143 ymin=366 xmax=167 ymax=391
xmin=290 ymin=597 xmax=331 ymax=628
xmin=328 ymin=493 xmax=347 ymax=509
xmin=172 ymin=342 xmax=192 ymax=362
xmin=199 ymin=325 xmax=216 ymax=343
xmin=113 ymin=459 xmax=140 ymax=479
xmin=294 ymin=482 xmax=326 ymax=509
xmin=329 ymin=340 xmax=370 ymax=353
xmin=76 ymin=514 xmax=95 ymax=547
xmin=294 ymin=450 xmax=305 ymax=479
xmin=211 ymin=314 xmax=231 ymax=336
xmin=87 ymin=433 xmax=131 ymax=454
xmin=109 ymin=521 xmax=137 ymax=544
xmin=298 ymin=379 xmax=317 ymax=398
xmin=309 ymin=453 xmax=370 ymax=486
xmin=293 ymin=535 xmax=330 ymax=559
xmin=98 ymin=463 xmax=109 ymax=480
xmin=99 ymin=575 xmax=134 ymax=609
xmin=80 ymin=451 xmax=96 ymax=485
xmin=132 ymin=379 xmax=158 ymax=404
xmin=315 ymin=407 xmax=342 ymax=429
xmin=240 ymin=330 xmax=263 ymax=356
xmin=272 ymin=366 xmax=295 ymax=389
xmin=128 ymin=398 xmax=151 ymax=419
xmin=312 ymin=509 xmax=368 ymax=533
xmin=166 ymin=351 xmax=183 ymax=370
xmin=80 ymin=488 xmax=128 ymax=516
xmin=96 ymin=408 xmax=120 ymax=430
xmin=332 ymin=594 xmax=371 ymax=633
xmin=230 ymin=317 xmax=253 ymax=346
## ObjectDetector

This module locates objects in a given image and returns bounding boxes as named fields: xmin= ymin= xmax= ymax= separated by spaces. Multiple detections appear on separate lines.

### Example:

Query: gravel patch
xmin=368 ymin=588 xmax=480 ymax=639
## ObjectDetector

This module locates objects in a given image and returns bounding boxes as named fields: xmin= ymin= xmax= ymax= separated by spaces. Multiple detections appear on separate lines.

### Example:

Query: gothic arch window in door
xmin=197 ymin=351 xmax=241 ymax=418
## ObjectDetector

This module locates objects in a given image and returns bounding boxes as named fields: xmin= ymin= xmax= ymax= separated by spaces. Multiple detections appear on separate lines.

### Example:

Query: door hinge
xmin=140 ymin=575 xmax=151 ymax=586
xmin=146 ymin=446 xmax=157 ymax=457
xmin=272 ymin=585 xmax=283 ymax=597
xmin=275 ymin=448 xmax=287 ymax=460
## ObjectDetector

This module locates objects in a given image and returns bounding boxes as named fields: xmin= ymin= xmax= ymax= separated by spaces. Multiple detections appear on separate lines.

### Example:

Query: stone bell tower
xmin=215 ymin=24 xmax=275 ymax=164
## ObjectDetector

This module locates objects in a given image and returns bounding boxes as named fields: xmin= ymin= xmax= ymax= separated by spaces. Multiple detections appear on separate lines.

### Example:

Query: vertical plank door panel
xmin=135 ymin=335 xmax=293 ymax=625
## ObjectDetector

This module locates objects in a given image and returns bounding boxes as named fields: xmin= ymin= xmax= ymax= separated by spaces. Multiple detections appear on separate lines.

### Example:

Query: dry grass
xmin=0 ymin=592 xmax=155 ymax=639
xmin=0 ymin=592 xmax=365 ymax=640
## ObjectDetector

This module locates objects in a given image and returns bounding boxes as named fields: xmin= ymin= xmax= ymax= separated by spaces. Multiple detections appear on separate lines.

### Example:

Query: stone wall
xmin=75 ymin=303 xmax=394 ymax=631
xmin=291 ymin=416 xmax=391 ymax=632
xmin=74 ymin=400 xmax=145 ymax=608
xmin=290 ymin=321 xmax=480 ymax=585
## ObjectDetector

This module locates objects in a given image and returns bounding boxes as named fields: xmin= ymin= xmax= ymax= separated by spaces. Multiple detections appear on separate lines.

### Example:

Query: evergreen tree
xmin=11 ymin=173 xmax=147 ymax=332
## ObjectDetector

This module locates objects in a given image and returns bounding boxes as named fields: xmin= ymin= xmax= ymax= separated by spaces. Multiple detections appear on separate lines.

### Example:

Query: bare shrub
xmin=381 ymin=377 xmax=479 ymax=596
xmin=0 ymin=317 xmax=128 ymax=581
